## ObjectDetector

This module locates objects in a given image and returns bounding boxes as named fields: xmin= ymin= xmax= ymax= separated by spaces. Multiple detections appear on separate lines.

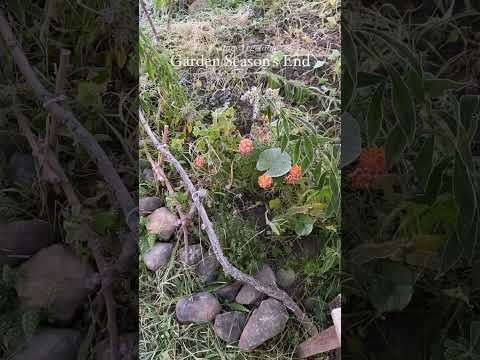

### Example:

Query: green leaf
xmin=293 ymin=215 xmax=315 ymax=237
xmin=415 ymin=136 xmax=435 ymax=190
xmin=440 ymin=232 xmax=463 ymax=274
xmin=424 ymin=78 xmax=464 ymax=97
xmin=367 ymin=83 xmax=385 ymax=145
xmin=460 ymin=95 xmax=480 ymax=143
xmin=269 ymin=198 xmax=282 ymax=210
xmin=390 ymin=67 xmax=416 ymax=143
xmin=385 ymin=124 xmax=408 ymax=169
xmin=256 ymin=148 xmax=292 ymax=177
xmin=363 ymin=29 xmax=422 ymax=76
xmin=341 ymin=112 xmax=362 ymax=168
xmin=369 ymin=262 xmax=415 ymax=314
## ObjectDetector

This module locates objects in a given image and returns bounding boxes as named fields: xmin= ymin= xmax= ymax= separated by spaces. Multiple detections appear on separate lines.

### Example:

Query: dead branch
xmin=145 ymin=150 xmax=190 ymax=248
xmin=0 ymin=9 xmax=137 ymax=234
xmin=140 ymin=110 xmax=318 ymax=336
xmin=16 ymin=110 xmax=81 ymax=210
xmin=48 ymin=48 xmax=71 ymax=149
xmin=89 ymin=237 xmax=119 ymax=360
xmin=140 ymin=0 xmax=160 ymax=39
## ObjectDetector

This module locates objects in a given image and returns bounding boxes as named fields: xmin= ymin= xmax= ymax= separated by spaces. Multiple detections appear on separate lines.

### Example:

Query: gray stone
xmin=236 ymin=265 xmax=276 ymax=305
xmin=95 ymin=333 xmax=137 ymax=360
xmin=180 ymin=244 xmax=205 ymax=266
xmin=139 ymin=197 xmax=163 ymax=216
xmin=146 ymin=207 xmax=178 ymax=240
xmin=142 ymin=168 xmax=155 ymax=181
xmin=0 ymin=220 xmax=55 ymax=266
xmin=215 ymin=281 xmax=243 ymax=301
xmin=214 ymin=311 xmax=247 ymax=343
xmin=8 ymin=152 xmax=36 ymax=186
xmin=143 ymin=243 xmax=173 ymax=271
xmin=12 ymin=328 xmax=80 ymax=360
xmin=276 ymin=268 xmax=296 ymax=289
xmin=239 ymin=298 xmax=289 ymax=351
xmin=197 ymin=252 xmax=219 ymax=283
xmin=16 ymin=244 xmax=98 ymax=324
xmin=176 ymin=292 xmax=221 ymax=324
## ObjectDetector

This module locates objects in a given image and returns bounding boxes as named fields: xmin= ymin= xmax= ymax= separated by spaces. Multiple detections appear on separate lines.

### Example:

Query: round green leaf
xmin=256 ymin=148 xmax=292 ymax=177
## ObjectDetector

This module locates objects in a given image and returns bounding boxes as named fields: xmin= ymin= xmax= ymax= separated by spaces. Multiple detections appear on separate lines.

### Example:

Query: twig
xmin=0 ymin=9 xmax=137 ymax=233
xmin=140 ymin=110 xmax=318 ymax=336
xmin=140 ymin=0 xmax=160 ymax=39
xmin=88 ymin=237 xmax=119 ymax=360
xmin=145 ymin=150 xmax=190 ymax=248
xmin=16 ymin=110 xmax=81 ymax=210
xmin=48 ymin=48 xmax=70 ymax=149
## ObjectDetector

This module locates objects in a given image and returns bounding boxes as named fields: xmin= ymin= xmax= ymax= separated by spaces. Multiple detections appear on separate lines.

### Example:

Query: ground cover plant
xmin=343 ymin=2 xmax=480 ymax=358
xmin=139 ymin=0 xmax=341 ymax=358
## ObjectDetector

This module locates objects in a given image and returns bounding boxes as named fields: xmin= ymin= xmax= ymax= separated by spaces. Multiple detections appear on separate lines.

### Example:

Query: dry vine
xmin=140 ymin=110 xmax=318 ymax=336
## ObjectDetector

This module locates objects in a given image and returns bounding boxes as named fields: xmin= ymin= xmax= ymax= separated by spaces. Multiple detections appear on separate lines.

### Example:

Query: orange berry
xmin=239 ymin=138 xmax=254 ymax=155
xmin=258 ymin=174 xmax=273 ymax=189
xmin=194 ymin=155 xmax=206 ymax=169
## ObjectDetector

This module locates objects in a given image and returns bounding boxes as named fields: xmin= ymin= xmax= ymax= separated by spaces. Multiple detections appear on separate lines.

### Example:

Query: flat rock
xmin=276 ymin=268 xmax=296 ymax=289
xmin=197 ymin=252 xmax=219 ymax=283
xmin=239 ymin=298 xmax=289 ymax=351
xmin=214 ymin=311 xmax=247 ymax=343
xmin=143 ymin=243 xmax=173 ymax=271
xmin=12 ymin=328 xmax=80 ymax=360
xmin=8 ymin=152 xmax=36 ymax=186
xmin=139 ymin=197 xmax=163 ymax=216
xmin=180 ymin=244 xmax=205 ymax=266
xmin=176 ymin=292 xmax=221 ymax=324
xmin=16 ymin=244 xmax=98 ymax=324
xmin=215 ymin=281 xmax=243 ymax=301
xmin=95 ymin=333 xmax=138 ymax=360
xmin=0 ymin=220 xmax=55 ymax=266
xmin=146 ymin=207 xmax=178 ymax=240
xmin=236 ymin=265 xmax=276 ymax=305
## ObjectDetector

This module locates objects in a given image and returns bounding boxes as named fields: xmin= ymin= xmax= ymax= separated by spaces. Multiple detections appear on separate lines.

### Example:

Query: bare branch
xmin=140 ymin=110 xmax=318 ymax=336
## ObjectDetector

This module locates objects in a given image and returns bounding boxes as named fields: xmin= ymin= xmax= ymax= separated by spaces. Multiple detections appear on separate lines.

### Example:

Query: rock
xmin=276 ymin=268 xmax=296 ymax=289
xmin=139 ymin=197 xmax=163 ymax=216
xmin=239 ymin=298 xmax=289 ymax=351
xmin=236 ymin=265 xmax=276 ymax=305
xmin=12 ymin=328 xmax=80 ymax=360
xmin=196 ymin=252 xmax=219 ymax=282
xmin=143 ymin=243 xmax=173 ymax=271
xmin=142 ymin=168 xmax=155 ymax=181
xmin=188 ymin=0 xmax=209 ymax=14
xmin=95 ymin=333 xmax=137 ymax=360
xmin=216 ymin=281 xmax=243 ymax=301
xmin=180 ymin=244 xmax=205 ymax=265
xmin=16 ymin=244 xmax=98 ymax=324
xmin=8 ymin=152 xmax=36 ymax=186
xmin=176 ymin=292 xmax=221 ymax=324
xmin=146 ymin=207 xmax=178 ymax=240
xmin=214 ymin=311 xmax=247 ymax=343
xmin=0 ymin=220 xmax=55 ymax=266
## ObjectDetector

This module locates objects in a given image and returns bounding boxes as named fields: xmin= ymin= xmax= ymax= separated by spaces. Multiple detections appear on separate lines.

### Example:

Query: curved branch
xmin=140 ymin=110 xmax=318 ymax=336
